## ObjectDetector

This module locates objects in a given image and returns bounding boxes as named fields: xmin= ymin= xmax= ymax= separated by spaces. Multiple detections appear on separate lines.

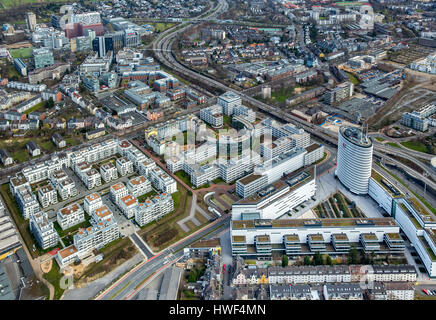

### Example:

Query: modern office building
xmin=336 ymin=126 xmax=373 ymax=195
xmin=33 ymin=48 xmax=54 ymax=70
xmin=232 ymin=167 xmax=316 ymax=220
xmin=218 ymin=91 xmax=242 ymax=115
xmin=231 ymin=217 xmax=402 ymax=257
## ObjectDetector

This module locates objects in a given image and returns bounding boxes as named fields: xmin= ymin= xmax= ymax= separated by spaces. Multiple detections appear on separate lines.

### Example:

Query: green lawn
xmin=43 ymin=261 xmax=65 ymax=300
xmin=223 ymin=115 xmax=232 ymax=127
xmin=9 ymin=47 xmax=33 ymax=59
xmin=386 ymin=142 xmax=400 ymax=148
xmin=23 ymin=101 xmax=45 ymax=114
xmin=271 ymin=87 xmax=295 ymax=104
xmin=10 ymin=149 xmax=29 ymax=163
xmin=346 ymin=72 xmax=360 ymax=85
xmin=375 ymin=137 xmax=386 ymax=142
xmin=137 ymin=190 xmax=157 ymax=203
xmin=174 ymin=171 xmax=194 ymax=188
xmin=400 ymin=141 xmax=429 ymax=154
xmin=39 ymin=140 xmax=56 ymax=153
xmin=1 ymin=0 xmax=69 ymax=9
xmin=150 ymin=22 xmax=176 ymax=32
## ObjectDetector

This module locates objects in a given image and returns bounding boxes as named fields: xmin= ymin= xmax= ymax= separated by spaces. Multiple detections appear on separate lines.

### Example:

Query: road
xmin=95 ymin=215 xmax=230 ymax=300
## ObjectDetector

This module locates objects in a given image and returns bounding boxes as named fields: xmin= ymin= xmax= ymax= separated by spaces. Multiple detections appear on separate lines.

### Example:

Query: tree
xmin=282 ymin=255 xmax=289 ymax=267
xmin=326 ymin=255 xmax=333 ymax=265
xmin=303 ymin=256 xmax=311 ymax=265
xmin=314 ymin=251 xmax=323 ymax=265
xmin=45 ymin=97 xmax=55 ymax=109
xmin=348 ymin=247 xmax=359 ymax=264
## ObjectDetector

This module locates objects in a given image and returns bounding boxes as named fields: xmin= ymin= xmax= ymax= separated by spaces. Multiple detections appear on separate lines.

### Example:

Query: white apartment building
xmin=15 ymin=186 xmax=40 ymax=220
xmin=146 ymin=135 xmax=166 ymax=155
xmin=83 ymin=168 xmax=102 ymax=189
xmin=233 ymin=265 xmax=416 ymax=286
xmin=233 ymin=105 xmax=256 ymax=123
xmin=57 ymin=202 xmax=85 ymax=230
xmin=149 ymin=166 xmax=178 ymax=194
xmin=9 ymin=173 xmax=30 ymax=196
xmin=187 ymin=163 xmax=220 ymax=187
xmin=84 ymin=192 xmax=103 ymax=215
xmin=116 ymin=156 xmax=134 ymax=176
xmin=109 ymin=182 xmax=129 ymax=206
xmin=138 ymin=157 xmax=156 ymax=177
xmin=37 ymin=183 xmax=58 ymax=208
xmin=127 ymin=175 xmax=152 ymax=197
xmin=126 ymin=148 xmax=147 ymax=169
xmin=100 ymin=161 xmax=118 ymax=183
xmin=56 ymin=177 xmax=77 ymax=200
xmin=119 ymin=194 xmax=139 ymax=219
xmin=117 ymin=139 xmax=133 ymax=157
xmin=74 ymin=205 xmax=119 ymax=252
xmin=21 ymin=157 xmax=65 ymax=184
xmin=67 ymin=139 xmax=118 ymax=167
xmin=74 ymin=161 xmax=91 ymax=179
xmin=323 ymin=284 xmax=363 ymax=300
xmin=135 ymin=193 xmax=174 ymax=226
xmin=29 ymin=211 xmax=59 ymax=250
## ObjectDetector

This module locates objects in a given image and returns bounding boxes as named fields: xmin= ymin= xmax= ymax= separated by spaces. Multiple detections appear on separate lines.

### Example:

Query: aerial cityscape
xmin=0 ymin=0 xmax=435 ymax=305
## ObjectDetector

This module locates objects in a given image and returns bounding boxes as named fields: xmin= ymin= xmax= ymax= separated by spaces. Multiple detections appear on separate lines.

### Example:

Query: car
xmin=222 ymin=264 xmax=226 ymax=274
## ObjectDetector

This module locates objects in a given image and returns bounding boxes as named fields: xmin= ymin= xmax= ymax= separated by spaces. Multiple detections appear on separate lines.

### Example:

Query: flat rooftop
xmin=237 ymin=174 xmax=264 ymax=186
xmin=236 ymin=166 xmax=314 ymax=206
xmin=232 ymin=217 xmax=398 ymax=230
